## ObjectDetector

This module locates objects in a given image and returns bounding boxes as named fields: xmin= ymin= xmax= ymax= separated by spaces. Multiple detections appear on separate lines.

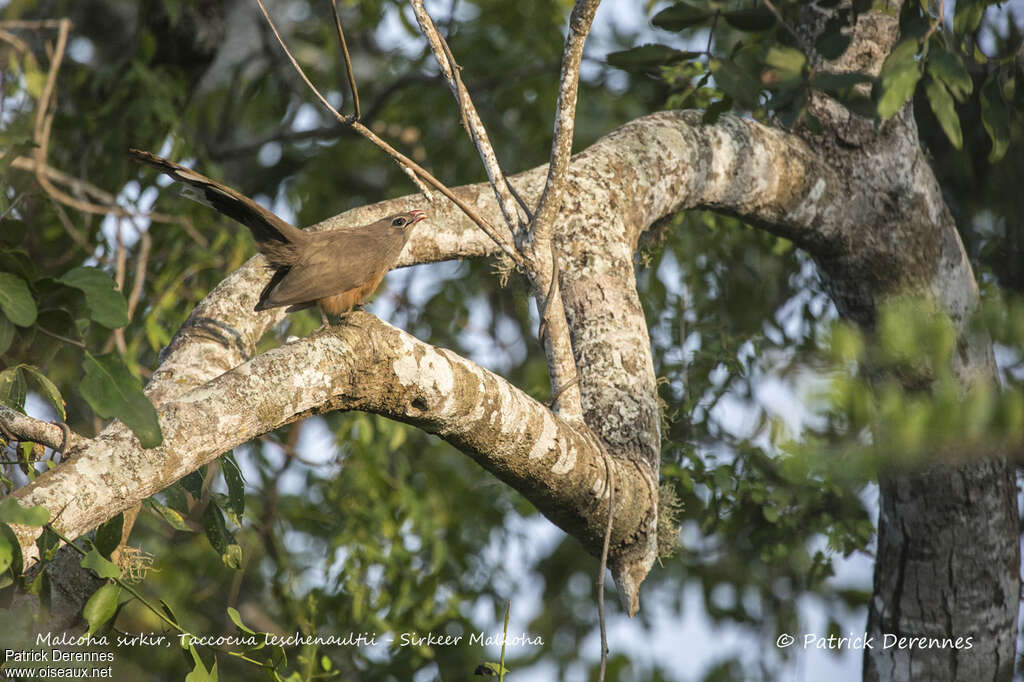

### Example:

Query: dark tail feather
xmin=129 ymin=148 xmax=306 ymax=248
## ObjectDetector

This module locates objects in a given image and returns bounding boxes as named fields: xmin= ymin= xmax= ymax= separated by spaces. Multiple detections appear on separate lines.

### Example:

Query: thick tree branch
xmin=12 ymin=314 xmax=653 ymax=611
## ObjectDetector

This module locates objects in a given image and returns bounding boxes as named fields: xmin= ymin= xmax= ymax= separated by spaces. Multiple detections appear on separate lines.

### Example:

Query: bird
xmin=129 ymin=149 xmax=425 ymax=329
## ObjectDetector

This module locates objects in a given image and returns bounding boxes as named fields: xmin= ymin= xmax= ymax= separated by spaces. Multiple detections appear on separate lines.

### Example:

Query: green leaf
xmin=652 ymin=2 xmax=712 ymax=31
xmin=722 ymin=8 xmax=775 ymax=32
xmin=36 ymin=526 xmax=60 ymax=561
xmin=160 ymin=600 xmax=181 ymax=627
xmin=474 ymin=662 xmax=510 ymax=677
xmin=57 ymin=266 xmax=130 ymax=329
xmin=764 ymin=45 xmax=806 ymax=86
xmin=0 ymin=523 xmax=22 ymax=577
xmin=80 ymin=351 xmax=162 ymax=448
xmin=148 ymin=499 xmax=193 ymax=531
xmin=952 ymin=0 xmax=984 ymax=35
xmin=83 ymin=583 xmax=121 ymax=637
xmin=181 ymin=470 xmax=204 ymax=499
xmin=980 ymin=73 xmax=1010 ymax=162
xmin=20 ymin=364 xmax=66 ymax=420
xmin=927 ymin=48 xmax=972 ymax=101
xmin=95 ymin=513 xmax=124 ymax=559
xmin=710 ymin=59 xmax=761 ymax=109
xmin=222 ymin=543 xmax=242 ymax=570
xmin=702 ymin=95 xmax=733 ymax=124
xmin=924 ymin=78 xmax=963 ymax=149
xmin=185 ymin=646 xmax=214 ymax=682
xmin=0 ymin=272 xmax=37 ymax=327
xmin=202 ymin=503 xmax=242 ymax=569
xmin=227 ymin=606 xmax=256 ymax=635
xmin=876 ymin=39 xmax=922 ymax=119
xmin=811 ymin=71 xmax=873 ymax=95
xmin=0 ymin=312 xmax=13 ymax=355
xmin=0 ymin=366 xmax=26 ymax=411
xmin=0 ymin=498 xmax=50 ymax=526
xmin=0 ymin=219 xmax=27 ymax=246
xmin=606 ymin=44 xmax=699 ymax=71
xmin=221 ymin=452 xmax=245 ymax=520
xmin=81 ymin=547 xmax=121 ymax=579
xmin=0 ymin=533 xmax=12 ymax=575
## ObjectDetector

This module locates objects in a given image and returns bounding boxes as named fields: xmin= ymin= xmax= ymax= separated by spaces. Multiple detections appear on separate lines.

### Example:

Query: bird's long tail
xmin=128 ymin=148 xmax=306 ymax=259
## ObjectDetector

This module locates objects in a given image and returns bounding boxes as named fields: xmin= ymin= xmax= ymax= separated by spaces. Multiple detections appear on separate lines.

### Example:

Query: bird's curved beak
xmin=408 ymin=209 xmax=426 ymax=226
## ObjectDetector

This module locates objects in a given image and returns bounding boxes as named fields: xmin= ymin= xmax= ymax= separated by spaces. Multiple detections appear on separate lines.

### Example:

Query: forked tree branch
xmin=530 ymin=0 xmax=601 ymax=239
xmin=409 ymin=0 xmax=525 ymax=232
xmin=408 ymin=0 xmax=598 ymax=422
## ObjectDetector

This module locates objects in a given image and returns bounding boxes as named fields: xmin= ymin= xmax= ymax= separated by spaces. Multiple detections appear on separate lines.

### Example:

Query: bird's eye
xmin=392 ymin=217 xmax=406 ymax=227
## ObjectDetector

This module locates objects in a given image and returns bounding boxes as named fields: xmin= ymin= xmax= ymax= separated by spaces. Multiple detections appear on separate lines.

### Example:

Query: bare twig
xmin=9 ymin=19 xmax=197 ymax=238
xmin=7 ymin=157 xmax=193 ymax=232
xmin=109 ymin=219 xmax=130 ymax=353
xmin=48 ymin=197 xmax=91 ymax=252
xmin=0 ymin=404 xmax=77 ymax=453
xmin=126 ymin=227 xmax=152 ymax=320
xmin=330 ymin=0 xmax=360 ymax=120
xmin=253 ymin=0 xmax=525 ymax=268
xmin=31 ymin=18 xmax=72 ymax=209
xmin=37 ymin=325 xmax=86 ymax=348
xmin=0 ymin=28 xmax=30 ymax=53
xmin=0 ymin=19 xmax=66 ymax=29
xmin=574 ymin=426 xmax=616 ymax=682
xmin=409 ymin=0 xmax=524 ymax=233
xmin=921 ymin=0 xmax=946 ymax=45
xmin=597 ymin=450 xmax=614 ymax=682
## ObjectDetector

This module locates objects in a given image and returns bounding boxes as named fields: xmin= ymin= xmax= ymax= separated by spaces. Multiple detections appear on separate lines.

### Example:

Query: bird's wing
xmin=129 ymin=148 xmax=306 ymax=247
xmin=259 ymin=229 xmax=404 ymax=308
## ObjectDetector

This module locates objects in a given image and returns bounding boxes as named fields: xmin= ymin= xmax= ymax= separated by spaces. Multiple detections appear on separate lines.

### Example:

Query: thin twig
xmin=921 ymin=0 xmax=946 ymax=45
xmin=578 ymin=427 xmax=616 ymax=682
xmin=0 ymin=28 xmax=30 ymax=53
xmin=409 ymin=0 xmax=524 ymax=233
xmin=37 ymin=325 xmax=86 ymax=348
xmin=31 ymin=18 xmax=71 ymax=209
xmin=0 ymin=19 xmax=66 ymax=29
xmin=109 ymin=219 xmax=130 ymax=353
xmin=126 ymin=227 xmax=152 ymax=319
xmin=7 ymin=156 xmax=189 ymax=228
xmin=48 ymin=197 xmax=91 ymax=252
xmin=253 ymin=0 xmax=524 ymax=268
xmin=330 ymin=0 xmax=360 ymax=120
xmin=704 ymin=11 xmax=719 ymax=55
xmin=10 ymin=19 xmax=196 ymax=234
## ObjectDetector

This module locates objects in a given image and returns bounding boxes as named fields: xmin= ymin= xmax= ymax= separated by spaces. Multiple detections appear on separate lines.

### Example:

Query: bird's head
xmin=388 ymin=210 xmax=426 ymax=231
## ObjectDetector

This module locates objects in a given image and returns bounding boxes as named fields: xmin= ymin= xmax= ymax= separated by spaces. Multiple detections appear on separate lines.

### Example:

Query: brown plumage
xmin=128 ymin=149 xmax=425 ymax=328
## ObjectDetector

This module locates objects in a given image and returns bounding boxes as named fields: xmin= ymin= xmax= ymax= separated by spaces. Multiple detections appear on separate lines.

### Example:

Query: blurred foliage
xmin=0 ymin=0 xmax=1022 ymax=681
